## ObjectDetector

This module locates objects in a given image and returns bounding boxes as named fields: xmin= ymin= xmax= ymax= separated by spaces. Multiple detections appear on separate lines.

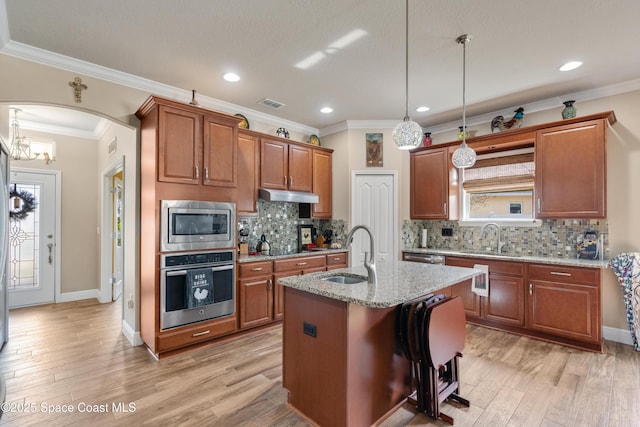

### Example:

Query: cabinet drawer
xmin=274 ymin=255 xmax=325 ymax=272
xmin=326 ymin=252 xmax=347 ymax=266
xmin=528 ymin=264 xmax=600 ymax=286
xmin=157 ymin=315 xmax=237 ymax=352
xmin=239 ymin=261 xmax=273 ymax=278
xmin=446 ymin=256 xmax=524 ymax=276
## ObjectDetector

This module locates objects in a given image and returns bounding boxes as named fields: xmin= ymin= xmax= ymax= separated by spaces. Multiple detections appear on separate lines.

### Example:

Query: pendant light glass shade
xmin=393 ymin=0 xmax=422 ymax=150
xmin=452 ymin=34 xmax=476 ymax=168
xmin=393 ymin=115 xmax=424 ymax=150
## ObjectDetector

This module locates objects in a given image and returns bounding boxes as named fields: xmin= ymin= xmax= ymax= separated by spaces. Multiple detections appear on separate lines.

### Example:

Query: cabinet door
xmin=410 ymin=148 xmax=449 ymax=219
xmin=158 ymin=105 xmax=201 ymax=184
xmin=527 ymin=280 xmax=600 ymax=343
xmin=312 ymin=149 xmax=332 ymax=218
xmin=237 ymin=132 xmax=260 ymax=214
xmin=260 ymin=138 xmax=288 ymax=190
xmin=484 ymin=275 xmax=524 ymax=326
xmin=239 ymin=276 xmax=273 ymax=329
xmin=288 ymin=145 xmax=313 ymax=192
xmin=450 ymin=279 xmax=481 ymax=318
xmin=203 ymin=115 xmax=237 ymax=187
xmin=535 ymin=119 xmax=606 ymax=218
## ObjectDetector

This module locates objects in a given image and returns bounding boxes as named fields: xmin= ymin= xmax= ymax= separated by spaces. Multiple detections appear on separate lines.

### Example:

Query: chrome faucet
xmin=481 ymin=222 xmax=505 ymax=254
xmin=345 ymin=225 xmax=377 ymax=284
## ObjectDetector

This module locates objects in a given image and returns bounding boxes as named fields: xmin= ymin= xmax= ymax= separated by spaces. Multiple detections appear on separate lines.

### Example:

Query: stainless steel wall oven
xmin=160 ymin=250 xmax=235 ymax=330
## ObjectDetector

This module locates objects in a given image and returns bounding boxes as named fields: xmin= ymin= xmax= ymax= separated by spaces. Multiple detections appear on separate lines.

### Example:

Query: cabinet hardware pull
xmin=267 ymin=279 xmax=273 ymax=291
xmin=529 ymin=283 xmax=533 ymax=295
xmin=290 ymin=176 xmax=293 ymax=186
xmin=205 ymin=167 xmax=209 ymax=180
xmin=195 ymin=166 xmax=199 ymax=179
xmin=334 ymin=257 xmax=341 ymax=261
xmin=444 ymin=202 xmax=447 ymax=213
xmin=284 ymin=176 xmax=287 ymax=185
xmin=537 ymin=198 xmax=541 ymax=213
xmin=550 ymin=271 xmax=572 ymax=276
xmin=297 ymin=262 xmax=307 ymax=266
xmin=192 ymin=330 xmax=210 ymax=337
xmin=251 ymin=267 xmax=263 ymax=271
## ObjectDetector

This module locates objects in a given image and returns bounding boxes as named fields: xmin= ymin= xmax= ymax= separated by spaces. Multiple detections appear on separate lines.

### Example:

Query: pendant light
xmin=392 ymin=0 xmax=423 ymax=150
xmin=451 ymin=34 xmax=477 ymax=168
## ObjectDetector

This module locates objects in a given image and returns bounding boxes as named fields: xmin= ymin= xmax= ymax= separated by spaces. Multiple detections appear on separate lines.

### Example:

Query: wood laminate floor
xmin=0 ymin=299 xmax=639 ymax=426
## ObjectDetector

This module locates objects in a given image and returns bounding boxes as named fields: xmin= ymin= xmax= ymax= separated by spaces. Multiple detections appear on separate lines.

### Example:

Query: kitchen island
xmin=279 ymin=261 xmax=480 ymax=427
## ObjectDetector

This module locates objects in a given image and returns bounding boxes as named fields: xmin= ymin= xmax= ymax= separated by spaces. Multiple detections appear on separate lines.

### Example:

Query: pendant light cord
xmin=457 ymin=34 xmax=470 ymax=146
xmin=404 ymin=0 xmax=409 ymax=118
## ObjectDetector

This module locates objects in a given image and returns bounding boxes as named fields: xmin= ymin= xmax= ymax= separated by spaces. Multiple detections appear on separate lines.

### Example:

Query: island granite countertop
xmin=278 ymin=261 xmax=480 ymax=308
xmin=403 ymin=248 xmax=609 ymax=268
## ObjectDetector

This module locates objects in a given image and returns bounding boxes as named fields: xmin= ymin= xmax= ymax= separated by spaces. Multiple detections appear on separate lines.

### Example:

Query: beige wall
xmin=8 ymin=130 xmax=99 ymax=294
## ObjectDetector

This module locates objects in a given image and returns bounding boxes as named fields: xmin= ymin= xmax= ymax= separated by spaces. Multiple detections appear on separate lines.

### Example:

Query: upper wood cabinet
xmin=312 ymin=149 xmax=332 ymax=218
xmin=237 ymin=130 xmax=260 ymax=215
xmin=410 ymin=147 xmax=451 ymax=219
xmin=141 ymin=97 xmax=240 ymax=187
xmin=535 ymin=119 xmax=607 ymax=218
xmin=260 ymin=138 xmax=312 ymax=192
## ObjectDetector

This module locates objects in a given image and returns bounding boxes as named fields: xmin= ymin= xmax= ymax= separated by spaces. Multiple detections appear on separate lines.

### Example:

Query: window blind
xmin=462 ymin=152 xmax=534 ymax=192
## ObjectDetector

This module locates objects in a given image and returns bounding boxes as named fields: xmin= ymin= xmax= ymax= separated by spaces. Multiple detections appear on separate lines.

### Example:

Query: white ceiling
xmin=3 ymin=0 xmax=640 ymax=135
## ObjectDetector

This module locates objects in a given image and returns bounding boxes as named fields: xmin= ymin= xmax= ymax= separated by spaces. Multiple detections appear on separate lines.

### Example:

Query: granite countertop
xmin=278 ymin=261 xmax=480 ymax=308
xmin=402 ymin=248 xmax=609 ymax=268
xmin=237 ymin=248 xmax=348 ymax=263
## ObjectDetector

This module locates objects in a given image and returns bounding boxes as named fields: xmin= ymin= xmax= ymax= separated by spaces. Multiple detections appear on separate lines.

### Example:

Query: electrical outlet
xmin=303 ymin=321 xmax=317 ymax=338
xmin=442 ymin=228 xmax=453 ymax=237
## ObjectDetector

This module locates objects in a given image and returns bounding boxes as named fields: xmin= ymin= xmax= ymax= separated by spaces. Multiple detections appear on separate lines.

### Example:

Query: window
xmin=461 ymin=148 xmax=535 ymax=222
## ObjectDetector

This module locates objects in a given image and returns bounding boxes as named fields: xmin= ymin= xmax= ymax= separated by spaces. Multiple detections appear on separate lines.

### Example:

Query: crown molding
xmin=319 ymin=78 xmax=640 ymax=137
xmin=0 ymin=40 xmax=318 ymax=136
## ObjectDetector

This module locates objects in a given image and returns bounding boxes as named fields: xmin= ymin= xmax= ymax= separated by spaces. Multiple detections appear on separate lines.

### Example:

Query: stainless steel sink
xmin=322 ymin=274 xmax=367 ymax=284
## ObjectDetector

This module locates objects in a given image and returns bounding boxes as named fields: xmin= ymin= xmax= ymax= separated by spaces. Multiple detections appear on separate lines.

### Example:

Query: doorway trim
xmin=350 ymin=170 xmax=399 ymax=263
xmin=100 ymin=156 xmax=124 ymax=304
xmin=10 ymin=167 xmax=62 ymax=304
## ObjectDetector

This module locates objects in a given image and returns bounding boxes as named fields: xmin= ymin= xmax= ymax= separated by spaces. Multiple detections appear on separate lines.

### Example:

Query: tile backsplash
xmin=238 ymin=200 xmax=348 ymax=254
xmin=402 ymin=219 xmax=609 ymax=259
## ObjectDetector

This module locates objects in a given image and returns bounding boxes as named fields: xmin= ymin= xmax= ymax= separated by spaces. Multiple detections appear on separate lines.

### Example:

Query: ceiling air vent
xmin=257 ymin=98 xmax=286 ymax=109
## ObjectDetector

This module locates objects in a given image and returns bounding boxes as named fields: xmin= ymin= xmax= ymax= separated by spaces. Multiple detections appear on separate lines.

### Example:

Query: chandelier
xmin=9 ymin=108 xmax=55 ymax=164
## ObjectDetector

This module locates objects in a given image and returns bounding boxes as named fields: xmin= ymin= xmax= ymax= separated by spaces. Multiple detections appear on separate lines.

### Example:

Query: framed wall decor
xmin=297 ymin=224 xmax=315 ymax=251
xmin=366 ymin=133 xmax=383 ymax=167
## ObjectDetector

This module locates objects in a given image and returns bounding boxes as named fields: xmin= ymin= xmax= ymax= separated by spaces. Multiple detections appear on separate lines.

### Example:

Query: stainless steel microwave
xmin=160 ymin=200 xmax=236 ymax=252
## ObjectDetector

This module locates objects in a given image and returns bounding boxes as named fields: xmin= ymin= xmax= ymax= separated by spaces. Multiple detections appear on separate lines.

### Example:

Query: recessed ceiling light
xmin=223 ymin=72 xmax=240 ymax=82
xmin=559 ymin=61 xmax=582 ymax=72
xmin=320 ymin=107 xmax=333 ymax=114
xmin=416 ymin=106 xmax=430 ymax=112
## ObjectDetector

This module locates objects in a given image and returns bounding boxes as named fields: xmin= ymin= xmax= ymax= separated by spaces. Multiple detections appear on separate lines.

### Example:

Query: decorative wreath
xmin=9 ymin=188 xmax=37 ymax=220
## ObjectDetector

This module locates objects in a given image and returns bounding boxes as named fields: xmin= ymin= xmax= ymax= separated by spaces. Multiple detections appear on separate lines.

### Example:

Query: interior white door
xmin=8 ymin=169 xmax=57 ymax=308
xmin=351 ymin=172 xmax=397 ymax=268
xmin=111 ymin=173 xmax=124 ymax=301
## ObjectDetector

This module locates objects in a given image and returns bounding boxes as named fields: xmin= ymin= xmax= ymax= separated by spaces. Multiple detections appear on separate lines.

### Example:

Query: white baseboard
xmin=58 ymin=289 xmax=101 ymax=303
xmin=122 ymin=319 xmax=144 ymax=346
xmin=603 ymin=326 xmax=634 ymax=346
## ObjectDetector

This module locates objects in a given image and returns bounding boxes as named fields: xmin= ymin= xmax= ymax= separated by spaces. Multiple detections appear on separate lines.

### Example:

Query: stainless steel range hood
xmin=258 ymin=188 xmax=319 ymax=204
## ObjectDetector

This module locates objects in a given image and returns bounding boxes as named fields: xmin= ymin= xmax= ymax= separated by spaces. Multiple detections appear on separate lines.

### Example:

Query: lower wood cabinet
xmin=527 ymin=264 xmax=601 ymax=345
xmin=239 ymin=252 xmax=348 ymax=327
xmin=238 ymin=261 xmax=274 ymax=329
xmin=418 ymin=253 xmax=603 ymax=352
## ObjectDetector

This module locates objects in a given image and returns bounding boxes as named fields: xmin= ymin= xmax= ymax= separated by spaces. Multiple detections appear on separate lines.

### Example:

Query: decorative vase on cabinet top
xmin=562 ymin=100 xmax=576 ymax=119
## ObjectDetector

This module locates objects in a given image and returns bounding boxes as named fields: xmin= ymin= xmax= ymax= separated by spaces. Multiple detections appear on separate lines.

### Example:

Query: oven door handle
xmin=166 ymin=270 xmax=188 ymax=277
xmin=210 ymin=265 xmax=234 ymax=272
